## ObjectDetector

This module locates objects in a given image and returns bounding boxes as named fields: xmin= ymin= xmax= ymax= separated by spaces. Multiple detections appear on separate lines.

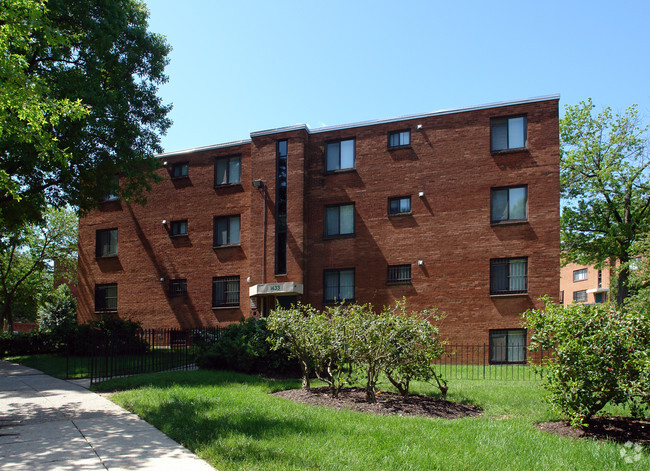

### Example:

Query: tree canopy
xmin=0 ymin=0 xmax=171 ymax=231
xmin=560 ymin=99 xmax=650 ymax=304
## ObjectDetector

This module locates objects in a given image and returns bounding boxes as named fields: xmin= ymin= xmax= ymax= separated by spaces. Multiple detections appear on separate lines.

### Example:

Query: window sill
xmin=323 ymin=299 xmax=355 ymax=305
xmin=213 ymin=183 xmax=242 ymax=189
xmin=94 ymin=310 xmax=117 ymax=314
xmin=100 ymin=197 xmax=119 ymax=203
xmin=213 ymin=244 xmax=241 ymax=249
xmin=170 ymin=175 xmax=189 ymax=181
xmin=388 ymin=211 xmax=413 ymax=218
xmin=386 ymin=281 xmax=412 ymax=286
xmin=170 ymin=234 xmax=188 ymax=238
xmin=212 ymin=305 xmax=240 ymax=310
xmin=323 ymin=233 xmax=355 ymax=241
xmin=489 ymin=292 xmax=528 ymax=298
xmin=167 ymin=293 xmax=187 ymax=297
xmin=490 ymin=147 xmax=528 ymax=156
xmin=490 ymin=219 xmax=528 ymax=226
xmin=96 ymin=254 xmax=118 ymax=259
xmin=387 ymin=145 xmax=412 ymax=151
xmin=325 ymin=168 xmax=356 ymax=175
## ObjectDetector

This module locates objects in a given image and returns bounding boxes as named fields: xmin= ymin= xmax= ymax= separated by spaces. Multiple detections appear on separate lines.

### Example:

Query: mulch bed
xmin=273 ymin=386 xmax=482 ymax=419
xmin=537 ymin=417 xmax=650 ymax=446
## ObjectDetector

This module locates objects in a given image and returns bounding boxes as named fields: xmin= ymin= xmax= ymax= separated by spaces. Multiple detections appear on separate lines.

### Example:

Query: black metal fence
xmin=66 ymin=327 xmax=225 ymax=385
xmin=434 ymin=344 xmax=551 ymax=380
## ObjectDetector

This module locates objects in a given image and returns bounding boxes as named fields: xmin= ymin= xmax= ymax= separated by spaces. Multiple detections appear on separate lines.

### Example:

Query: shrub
xmin=0 ymin=331 xmax=56 ymax=357
xmin=38 ymin=285 xmax=78 ymax=350
xmin=525 ymin=299 xmax=650 ymax=427
xmin=196 ymin=317 xmax=299 ymax=375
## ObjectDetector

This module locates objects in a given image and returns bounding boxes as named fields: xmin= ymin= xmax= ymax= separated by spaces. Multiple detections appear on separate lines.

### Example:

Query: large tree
xmin=0 ymin=206 xmax=77 ymax=331
xmin=560 ymin=99 xmax=650 ymax=304
xmin=0 ymin=0 xmax=171 ymax=231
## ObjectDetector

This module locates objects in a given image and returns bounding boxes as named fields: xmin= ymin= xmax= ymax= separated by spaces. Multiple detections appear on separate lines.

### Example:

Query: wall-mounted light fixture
xmin=162 ymin=219 xmax=167 ymax=225
xmin=160 ymin=277 xmax=165 ymax=282
xmin=252 ymin=179 xmax=264 ymax=188
xmin=418 ymin=260 xmax=424 ymax=266
xmin=416 ymin=124 xmax=423 ymax=130
xmin=418 ymin=191 xmax=424 ymax=197
xmin=163 ymin=161 xmax=168 ymax=166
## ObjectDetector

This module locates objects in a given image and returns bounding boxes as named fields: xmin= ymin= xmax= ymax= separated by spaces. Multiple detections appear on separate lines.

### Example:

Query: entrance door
xmin=276 ymin=295 xmax=298 ymax=310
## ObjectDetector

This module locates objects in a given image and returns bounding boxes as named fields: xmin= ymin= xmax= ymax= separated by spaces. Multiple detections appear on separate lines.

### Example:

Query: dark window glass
xmin=214 ymin=216 xmax=240 ymax=246
xmin=100 ymin=175 xmax=120 ymax=202
xmin=388 ymin=196 xmax=411 ymax=215
xmin=594 ymin=292 xmax=607 ymax=303
xmin=276 ymin=140 xmax=288 ymax=274
xmin=325 ymin=204 xmax=354 ymax=237
xmin=171 ymin=162 xmax=189 ymax=178
xmin=169 ymin=279 xmax=187 ymax=296
xmin=573 ymin=290 xmax=587 ymax=302
xmin=490 ymin=116 xmax=527 ymax=151
xmin=388 ymin=130 xmax=410 ymax=148
xmin=491 ymin=186 xmax=527 ymax=222
xmin=96 ymin=229 xmax=118 ymax=257
xmin=212 ymin=276 xmax=239 ymax=307
xmin=490 ymin=258 xmax=527 ymax=295
xmin=170 ymin=220 xmax=188 ymax=236
xmin=324 ymin=269 xmax=355 ymax=302
xmin=214 ymin=156 xmax=241 ymax=186
xmin=326 ymin=139 xmax=355 ymax=171
xmin=387 ymin=264 xmax=411 ymax=283
xmin=489 ymin=329 xmax=526 ymax=364
xmin=95 ymin=284 xmax=117 ymax=312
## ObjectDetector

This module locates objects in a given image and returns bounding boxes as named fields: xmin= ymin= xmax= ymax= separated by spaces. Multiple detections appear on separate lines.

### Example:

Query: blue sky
xmin=144 ymin=0 xmax=650 ymax=153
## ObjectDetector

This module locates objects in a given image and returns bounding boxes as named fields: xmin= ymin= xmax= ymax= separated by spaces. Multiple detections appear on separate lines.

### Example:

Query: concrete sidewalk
xmin=0 ymin=361 xmax=214 ymax=470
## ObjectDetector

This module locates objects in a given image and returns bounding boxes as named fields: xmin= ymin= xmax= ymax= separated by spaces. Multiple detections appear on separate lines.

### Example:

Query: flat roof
xmin=158 ymin=94 xmax=560 ymax=157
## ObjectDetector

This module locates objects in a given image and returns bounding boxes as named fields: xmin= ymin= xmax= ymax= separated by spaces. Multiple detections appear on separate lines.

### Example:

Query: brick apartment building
xmin=560 ymin=262 xmax=612 ymax=305
xmin=77 ymin=95 xmax=561 ymax=358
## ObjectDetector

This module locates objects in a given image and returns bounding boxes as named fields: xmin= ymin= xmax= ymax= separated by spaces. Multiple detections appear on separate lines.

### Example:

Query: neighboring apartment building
xmin=560 ymin=262 xmax=612 ymax=305
xmin=77 ymin=95 xmax=561 ymax=361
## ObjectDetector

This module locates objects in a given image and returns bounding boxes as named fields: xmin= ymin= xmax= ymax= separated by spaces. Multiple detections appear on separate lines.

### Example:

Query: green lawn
xmin=93 ymin=370 xmax=648 ymax=471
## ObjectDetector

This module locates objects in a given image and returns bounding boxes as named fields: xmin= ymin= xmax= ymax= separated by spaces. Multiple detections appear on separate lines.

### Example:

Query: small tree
xmin=267 ymin=303 xmax=319 ymax=389
xmin=525 ymin=299 xmax=650 ymax=427
xmin=311 ymin=305 xmax=352 ymax=397
xmin=384 ymin=302 xmax=447 ymax=398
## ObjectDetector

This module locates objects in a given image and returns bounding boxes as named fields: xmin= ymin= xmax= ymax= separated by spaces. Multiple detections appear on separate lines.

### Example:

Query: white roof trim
xmin=156 ymin=139 xmax=251 ymax=158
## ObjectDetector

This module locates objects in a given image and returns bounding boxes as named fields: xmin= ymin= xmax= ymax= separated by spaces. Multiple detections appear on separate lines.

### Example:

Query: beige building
xmin=560 ymin=262 xmax=612 ymax=305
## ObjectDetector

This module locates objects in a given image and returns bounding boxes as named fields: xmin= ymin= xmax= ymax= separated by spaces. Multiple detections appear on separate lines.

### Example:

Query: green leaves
xmin=560 ymin=99 xmax=650 ymax=303
xmin=524 ymin=300 xmax=650 ymax=427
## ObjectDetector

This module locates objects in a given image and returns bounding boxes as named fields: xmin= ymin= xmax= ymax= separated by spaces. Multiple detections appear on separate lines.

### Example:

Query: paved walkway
xmin=0 ymin=361 xmax=214 ymax=470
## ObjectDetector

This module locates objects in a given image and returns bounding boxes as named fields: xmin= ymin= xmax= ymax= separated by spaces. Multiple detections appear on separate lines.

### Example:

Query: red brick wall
xmin=77 ymin=98 xmax=560 ymax=344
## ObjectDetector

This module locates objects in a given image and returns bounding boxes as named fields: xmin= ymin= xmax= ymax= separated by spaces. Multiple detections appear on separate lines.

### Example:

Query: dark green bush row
xmin=195 ymin=317 xmax=300 ymax=376
xmin=1 ymin=317 xmax=148 ymax=357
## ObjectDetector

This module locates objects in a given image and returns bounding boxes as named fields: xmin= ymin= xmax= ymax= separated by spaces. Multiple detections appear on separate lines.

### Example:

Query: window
xmin=95 ymin=284 xmax=117 ymax=312
xmin=171 ymin=162 xmax=189 ymax=178
xmin=388 ymin=196 xmax=411 ymax=215
xmin=170 ymin=220 xmax=188 ymax=237
xmin=326 ymin=139 xmax=355 ymax=171
xmin=573 ymin=290 xmax=587 ymax=302
xmin=96 ymin=229 xmax=118 ymax=257
xmin=573 ymin=268 xmax=588 ymax=282
xmin=169 ymin=279 xmax=187 ymax=296
xmin=212 ymin=276 xmax=239 ymax=307
xmin=325 ymin=204 xmax=354 ymax=237
xmin=388 ymin=130 xmax=410 ymax=148
xmin=490 ymin=258 xmax=527 ymax=295
xmin=597 ymin=269 xmax=602 ymax=288
xmin=275 ymin=140 xmax=288 ymax=274
xmin=489 ymin=329 xmax=526 ymax=364
xmin=490 ymin=116 xmax=526 ymax=152
xmin=594 ymin=292 xmax=607 ymax=304
xmin=491 ymin=186 xmax=527 ymax=222
xmin=387 ymin=264 xmax=411 ymax=284
xmin=214 ymin=155 xmax=241 ymax=186
xmin=100 ymin=175 xmax=120 ymax=202
xmin=324 ymin=269 xmax=355 ymax=303
xmin=214 ymin=215 xmax=240 ymax=246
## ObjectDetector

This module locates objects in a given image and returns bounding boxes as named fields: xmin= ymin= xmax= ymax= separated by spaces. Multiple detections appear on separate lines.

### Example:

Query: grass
xmin=93 ymin=370 xmax=649 ymax=471
xmin=5 ymin=354 xmax=83 ymax=379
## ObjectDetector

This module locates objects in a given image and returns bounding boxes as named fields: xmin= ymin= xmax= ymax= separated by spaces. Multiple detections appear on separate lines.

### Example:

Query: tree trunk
xmin=2 ymin=301 xmax=14 ymax=333
xmin=616 ymin=265 xmax=629 ymax=305
xmin=300 ymin=360 xmax=310 ymax=390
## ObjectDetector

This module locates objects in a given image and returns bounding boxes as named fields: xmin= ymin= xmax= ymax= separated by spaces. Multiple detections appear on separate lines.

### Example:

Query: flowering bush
xmin=524 ymin=299 xmax=650 ymax=427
